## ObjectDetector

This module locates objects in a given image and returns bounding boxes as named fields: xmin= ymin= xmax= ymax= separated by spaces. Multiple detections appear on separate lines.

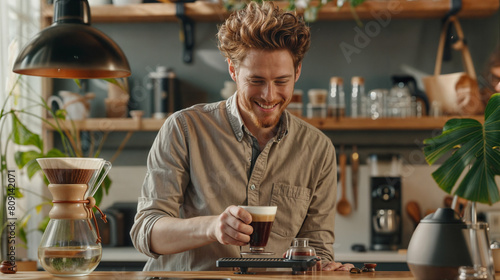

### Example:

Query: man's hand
xmin=210 ymin=205 xmax=253 ymax=246
xmin=322 ymin=261 xmax=354 ymax=271
xmin=316 ymin=257 xmax=354 ymax=271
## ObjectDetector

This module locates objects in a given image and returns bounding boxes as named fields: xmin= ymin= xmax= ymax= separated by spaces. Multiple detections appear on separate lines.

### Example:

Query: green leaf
xmin=18 ymin=227 xmax=27 ymax=245
xmin=19 ymin=214 xmax=31 ymax=229
xmin=38 ymin=216 xmax=50 ymax=233
xmin=11 ymin=114 xmax=43 ymax=150
xmin=349 ymin=0 xmax=365 ymax=7
xmin=423 ymin=93 xmax=500 ymax=205
xmin=55 ymin=109 xmax=67 ymax=120
xmin=45 ymin=148 xmax=68 ymax=158
xmin=74 ymin=79 xmax=82 ymax=88
xmin=27 ymin=160 xmax=42 ymax=179
xmin=423 ymin=118 xmax=482 ymax=165
xmin=12 ymin=186 xmax=24 ymax=199
xmin=103 ymin=78 xmax=127 ymax=92
xmin=14 ymin=150 xmax=45 ymax=179
xmin=14 ymin=150 xmax=42 ymax=169
xmin=93 ymin=172 xmax=112 ymax=207
xmin=94 ymin=187 xmax=103 ymax=208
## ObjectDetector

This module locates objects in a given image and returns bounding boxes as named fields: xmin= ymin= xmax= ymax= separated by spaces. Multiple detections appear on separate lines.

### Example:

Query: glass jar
xmin=367 ymin=89 xmax=387 ymax=120
xmin=350 ymin=76 xmax=365 ymax=118
xmin=387 ymin=83 xmax=411 ymax=118
xmin=328 ymin=77 xmax=345 ymax=118
xmin=285 ymin=238 xmax=317 ymax=260
xmin=306 ymin=103 xmax=327 ymax=118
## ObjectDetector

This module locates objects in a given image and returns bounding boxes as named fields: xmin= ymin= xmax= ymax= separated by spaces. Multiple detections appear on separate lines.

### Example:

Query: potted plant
xmin=0 ymin=76 xmax=114 ymax=273
xmin=406 ymin=93 xmax=500 ymax=280
xmin=423 ymin=93 xmax=500 ymax=206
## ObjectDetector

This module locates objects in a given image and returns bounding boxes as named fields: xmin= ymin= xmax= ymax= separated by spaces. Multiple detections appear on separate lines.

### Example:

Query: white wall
xmin=334 ymin=164 xmax=500 ymax=254
xmin=99 ymin=166 xmax=147 ymax=210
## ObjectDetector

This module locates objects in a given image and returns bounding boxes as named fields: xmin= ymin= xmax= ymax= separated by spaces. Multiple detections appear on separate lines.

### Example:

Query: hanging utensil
xmin=337 ymin=145 xmax=352 ymax=216
xmin=351 ymin=145 xmax=359 ymax=210
xmin=406 ymin=201 xmax=422 ymax=229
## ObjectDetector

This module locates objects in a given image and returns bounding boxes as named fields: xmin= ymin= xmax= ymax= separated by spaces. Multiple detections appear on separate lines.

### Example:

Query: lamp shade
xmin=12 ymin=0 xmax=131 ymax=79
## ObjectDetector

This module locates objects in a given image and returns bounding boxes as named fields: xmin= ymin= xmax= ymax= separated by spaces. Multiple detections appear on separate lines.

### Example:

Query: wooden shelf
xmin=42 ymin=115 xmax=484 ymax=132
xmin=303 ymin=115 xmax=484 ymax=130
xmin=41 ymin=0 xmax=499 ymax=23
xmin=43 ymin=118 xmax=166 ymax=132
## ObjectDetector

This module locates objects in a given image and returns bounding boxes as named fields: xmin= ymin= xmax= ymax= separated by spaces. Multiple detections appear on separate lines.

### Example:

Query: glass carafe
xmin=36 ymin=158 xmax=111 ymax=277
xmin=39 ymin=219 xmax=102 ymax=276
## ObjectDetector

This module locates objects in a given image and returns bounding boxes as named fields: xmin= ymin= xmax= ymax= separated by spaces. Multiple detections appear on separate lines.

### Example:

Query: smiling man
xmin=131 ymin=1 xmax=351 ymax=272
xmin=231 ymin=48 xmax=299 ymax=149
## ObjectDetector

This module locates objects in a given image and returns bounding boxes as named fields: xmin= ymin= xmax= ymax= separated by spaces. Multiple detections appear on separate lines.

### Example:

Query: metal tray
xmin=216 ymin=257 xmax=319 ymax=274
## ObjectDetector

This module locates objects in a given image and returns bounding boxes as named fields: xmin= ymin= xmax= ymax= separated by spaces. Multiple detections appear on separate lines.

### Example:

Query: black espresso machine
xmin=369 ymin=154 xmax=402 ymax=251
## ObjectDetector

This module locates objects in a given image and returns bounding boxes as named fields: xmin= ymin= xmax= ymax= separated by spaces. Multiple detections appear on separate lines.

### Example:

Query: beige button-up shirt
xmin=130 ymin=94 xmax=337 ymax=271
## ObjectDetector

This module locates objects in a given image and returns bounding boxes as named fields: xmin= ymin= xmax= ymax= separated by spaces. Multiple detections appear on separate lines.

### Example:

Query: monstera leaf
xmin=423 ymin=93 xmax=500 ymax=205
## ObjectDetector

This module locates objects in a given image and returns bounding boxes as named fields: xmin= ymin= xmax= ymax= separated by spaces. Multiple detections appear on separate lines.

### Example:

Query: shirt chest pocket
xmin=270 ymin=183 xmax=311 ymax=237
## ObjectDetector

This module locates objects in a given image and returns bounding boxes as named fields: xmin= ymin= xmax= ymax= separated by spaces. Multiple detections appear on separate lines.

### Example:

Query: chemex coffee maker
xmin=368 ymin=154 xmax=402 ymax=251
xmin=36 ymin=157 xmax=111 ymax=277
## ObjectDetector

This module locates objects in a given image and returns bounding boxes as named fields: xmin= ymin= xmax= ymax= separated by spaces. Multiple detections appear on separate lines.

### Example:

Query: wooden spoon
xmin=351 ymin=145 xmax=359 ymax=210
xmin=337 ymin=146 xmax=351 ymax=216
xmin=406 ymin=201 xmax=421 ymax=228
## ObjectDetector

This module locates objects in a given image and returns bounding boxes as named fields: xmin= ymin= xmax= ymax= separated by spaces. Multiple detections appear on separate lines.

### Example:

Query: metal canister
xmin=148 ymin=66 xmax=177 ymax=119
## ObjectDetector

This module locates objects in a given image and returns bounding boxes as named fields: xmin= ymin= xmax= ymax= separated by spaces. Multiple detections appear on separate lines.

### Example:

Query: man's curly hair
xmin=217 ymin=1 xmax=311 ymax=70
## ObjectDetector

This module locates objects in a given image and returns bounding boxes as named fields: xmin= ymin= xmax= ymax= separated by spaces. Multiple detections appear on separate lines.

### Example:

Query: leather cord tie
xmin=52 ymin=197 xmax=108 ymax=244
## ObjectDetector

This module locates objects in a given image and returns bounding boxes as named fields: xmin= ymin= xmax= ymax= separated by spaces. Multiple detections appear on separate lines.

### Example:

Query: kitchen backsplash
xmin=104 ymin=165 xmax=500 ymax=254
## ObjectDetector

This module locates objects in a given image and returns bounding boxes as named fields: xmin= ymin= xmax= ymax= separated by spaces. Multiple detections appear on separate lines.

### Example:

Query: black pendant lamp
xmin=13 ymin=0 xmax=131 ymax=79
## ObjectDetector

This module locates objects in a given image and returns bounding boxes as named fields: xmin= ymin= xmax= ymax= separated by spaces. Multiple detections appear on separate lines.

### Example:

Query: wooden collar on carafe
xmin=52 ymin=196 xmax=108 ymax=244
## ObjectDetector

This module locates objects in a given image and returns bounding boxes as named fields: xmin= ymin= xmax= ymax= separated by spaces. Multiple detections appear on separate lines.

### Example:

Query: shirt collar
xmin=226 ymin=93 xmax=245 ymax=142
xmin=226 ymin=92 xmax=289 ymax=142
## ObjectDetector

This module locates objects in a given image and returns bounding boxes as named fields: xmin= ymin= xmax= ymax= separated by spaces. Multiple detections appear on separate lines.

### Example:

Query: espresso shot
xmin=249 ymin=213 xmax=275 ymax=248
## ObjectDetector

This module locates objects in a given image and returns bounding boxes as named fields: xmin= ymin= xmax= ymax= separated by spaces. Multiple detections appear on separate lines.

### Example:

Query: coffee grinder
xmin=369 ymin=154 xmax=402 ymax=251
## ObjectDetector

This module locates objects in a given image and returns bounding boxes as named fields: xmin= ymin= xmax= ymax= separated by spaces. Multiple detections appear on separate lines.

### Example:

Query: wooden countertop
xmin=3 ymin=270 xmax=417 ymax=279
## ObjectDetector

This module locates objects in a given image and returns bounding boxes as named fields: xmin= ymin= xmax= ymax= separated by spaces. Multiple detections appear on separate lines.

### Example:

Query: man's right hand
xmin=210 ymin=205 xmax=253 ymax=246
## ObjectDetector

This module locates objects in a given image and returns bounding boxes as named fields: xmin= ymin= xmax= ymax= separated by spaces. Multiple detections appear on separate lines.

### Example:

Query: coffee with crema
xmin=249 ymin=213 xmax=275 ymax=247
xmin=239 ymin=205 xmax=277 ymax=253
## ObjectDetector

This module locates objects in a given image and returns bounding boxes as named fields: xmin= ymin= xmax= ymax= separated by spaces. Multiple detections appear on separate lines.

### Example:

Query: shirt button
xmin=250 ymin=184 xmax=256 ymax=190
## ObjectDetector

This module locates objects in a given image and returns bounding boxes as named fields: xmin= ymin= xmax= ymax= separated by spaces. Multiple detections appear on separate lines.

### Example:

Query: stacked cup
xmin=287 ymin=89 xmax=304 ymax=117
xmin=307 ymin=89 xmax=327 ymax=118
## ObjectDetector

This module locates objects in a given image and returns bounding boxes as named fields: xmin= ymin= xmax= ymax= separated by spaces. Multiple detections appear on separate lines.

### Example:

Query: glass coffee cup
xmin=239 ymin=205 xmax=277 ymax=255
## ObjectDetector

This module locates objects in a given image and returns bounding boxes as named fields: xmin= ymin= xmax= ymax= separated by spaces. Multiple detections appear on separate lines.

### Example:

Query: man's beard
xmin=253 ymin=107 xmax=283 ymax=129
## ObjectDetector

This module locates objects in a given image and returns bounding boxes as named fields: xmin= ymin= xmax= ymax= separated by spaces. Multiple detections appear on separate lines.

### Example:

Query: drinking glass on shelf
xmin=387 ymin=85 xmax=411 ymax=118
xmin=367 ymin=89 xmax=387 ymax=120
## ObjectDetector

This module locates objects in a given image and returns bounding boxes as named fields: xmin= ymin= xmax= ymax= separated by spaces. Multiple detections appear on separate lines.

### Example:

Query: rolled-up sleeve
xmin=130 ymin=112 xmax=190 ymax=258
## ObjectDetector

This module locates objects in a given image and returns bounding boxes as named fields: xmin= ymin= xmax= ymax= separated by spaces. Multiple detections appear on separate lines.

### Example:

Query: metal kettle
xmin=373 ymin=209 xmax=399 ymax=234
xmin=407 ymin=207 xmax=472 ymax=280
